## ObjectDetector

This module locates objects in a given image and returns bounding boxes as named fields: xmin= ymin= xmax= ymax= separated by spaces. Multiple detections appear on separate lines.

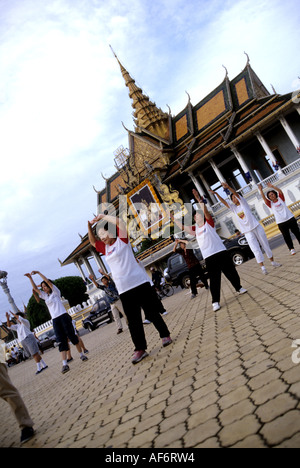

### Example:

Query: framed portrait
xmin=127 ymin=179 xmax=166 ymax=235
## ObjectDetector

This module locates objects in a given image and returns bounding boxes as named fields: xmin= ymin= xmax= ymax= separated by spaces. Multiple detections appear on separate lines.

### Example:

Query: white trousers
xmin=110 ymin=300 xmax=125 ymax=330
xmin=244 ymin=224 xmax=273 ymax=264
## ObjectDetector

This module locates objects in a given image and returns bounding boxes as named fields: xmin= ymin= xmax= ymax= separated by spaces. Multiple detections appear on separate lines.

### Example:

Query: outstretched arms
xmin=209 ymin=188 xmax=230 ymax=209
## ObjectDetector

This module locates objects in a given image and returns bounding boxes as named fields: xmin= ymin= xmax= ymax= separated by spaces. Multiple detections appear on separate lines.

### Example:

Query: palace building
xmin=61 ymin=52 xmax=300 ymax=286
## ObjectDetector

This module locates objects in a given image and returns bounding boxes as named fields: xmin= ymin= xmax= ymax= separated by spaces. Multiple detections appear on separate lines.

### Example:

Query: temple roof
xmin=110 ymin=46 xmax=169 ymax=140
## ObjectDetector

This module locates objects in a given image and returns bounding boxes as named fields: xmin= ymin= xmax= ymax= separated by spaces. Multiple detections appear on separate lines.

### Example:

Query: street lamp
xmin=0 ymin=270 xmax=20 ymax=314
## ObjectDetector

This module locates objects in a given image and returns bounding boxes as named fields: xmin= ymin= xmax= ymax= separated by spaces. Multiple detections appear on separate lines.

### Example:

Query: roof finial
xmin=222 ymin=64 xmax=228 ymax=79
xmin=109 ymin=44 xmax=118 ymax=59
xmin=244 ymin=51 xmax=250 ymax=66
xmin=185 ymin=90 xmax=191 ymax=103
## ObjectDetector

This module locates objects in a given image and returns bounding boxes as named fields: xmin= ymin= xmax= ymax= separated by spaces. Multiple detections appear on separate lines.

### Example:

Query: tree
xmin=53 ymin=276 xmax=89 ymax=307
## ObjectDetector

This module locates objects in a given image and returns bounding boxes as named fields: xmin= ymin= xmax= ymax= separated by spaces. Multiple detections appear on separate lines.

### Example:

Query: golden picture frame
xmin=127 ymin=179 xmax=167 ymax=235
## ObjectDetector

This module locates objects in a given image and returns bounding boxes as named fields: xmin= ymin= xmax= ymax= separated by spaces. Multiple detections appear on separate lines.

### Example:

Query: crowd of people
xmin=1 ymin=182 xmax=299 ymax=445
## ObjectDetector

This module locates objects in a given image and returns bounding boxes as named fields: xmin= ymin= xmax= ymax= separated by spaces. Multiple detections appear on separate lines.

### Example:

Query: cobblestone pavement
xmin=1 ymin=242 xmax=300 ymax=448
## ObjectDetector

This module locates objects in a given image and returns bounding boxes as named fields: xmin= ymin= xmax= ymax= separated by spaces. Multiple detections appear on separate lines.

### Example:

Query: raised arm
xmin=209 ymin=189 xmax=230 ymax=209
xmin=170 ymin=211 xmax=195 ymax=236
xmin=267 ymin=182 xmax=284 ymax=197
xmin=221 ymin=182 xmax=240 ymax=199
xmin=257 ymin=183 xmax=269 ymax=205
xmin=192 ymin=189 xmax=214 ymax=224
xmin=24 ymin=273 xmax=40 ymax=294
xmin=88 ymin=220 xmax=97 ymax=247
xmin=89 ymin=213 xmax=127 ymax=238
xmin=30 ymin=271 xmax=54 ymax=288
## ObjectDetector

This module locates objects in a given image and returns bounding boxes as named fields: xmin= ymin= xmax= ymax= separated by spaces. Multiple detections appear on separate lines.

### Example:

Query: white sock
xmin=261 ymin=266 xmax=266 ymax=270
xmin=62 ymin=360 xmax=68 ymax=366
xmin=37 ymin=362 xmax=42 ymax=371
xmin=40 ymin=359 xmax=47 ymax=368
xmin=79 ymin=352 xmax=84 ymax=358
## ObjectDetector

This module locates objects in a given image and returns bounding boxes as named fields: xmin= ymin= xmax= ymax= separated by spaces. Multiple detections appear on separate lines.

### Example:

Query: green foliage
xmin=26 ymin=276 xmax=89 ymax=329
xmin=26 ymin=295 xmax=51 ymax=330
xmin=53 ymin=276 xmax=89 ymax=307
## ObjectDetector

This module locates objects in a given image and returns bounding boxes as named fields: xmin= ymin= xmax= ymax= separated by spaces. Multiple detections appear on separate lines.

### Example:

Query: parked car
xmin=82 ymin=298 xmax=114 ymax=332
xmin=38 ymin=329 xmax=57 ymax=351
xmin=164 ymin=235 xmax=253 ymax=289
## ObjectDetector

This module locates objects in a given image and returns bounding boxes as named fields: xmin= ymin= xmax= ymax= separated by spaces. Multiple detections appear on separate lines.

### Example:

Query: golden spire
xmin=110 ymin=46 xmax=169 ymax=139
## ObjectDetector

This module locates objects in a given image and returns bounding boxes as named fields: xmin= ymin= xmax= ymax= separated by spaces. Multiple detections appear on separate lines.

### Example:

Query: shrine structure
xmin=61 ymin=52 xmax=300 ymax=283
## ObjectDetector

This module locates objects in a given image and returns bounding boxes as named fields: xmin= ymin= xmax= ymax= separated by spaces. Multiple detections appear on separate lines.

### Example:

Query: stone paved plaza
xmin=1 ymin=241 xmax=300 ymax=448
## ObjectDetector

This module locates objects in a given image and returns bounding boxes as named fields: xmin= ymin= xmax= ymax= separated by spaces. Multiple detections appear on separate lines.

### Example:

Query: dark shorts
xmin=52 ymin=314 xmax=79 ymax=352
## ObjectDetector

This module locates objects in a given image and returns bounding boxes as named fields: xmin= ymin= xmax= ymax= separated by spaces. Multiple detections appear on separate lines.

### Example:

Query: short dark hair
xmin=267 ymin=190 xmax=278 ymax=200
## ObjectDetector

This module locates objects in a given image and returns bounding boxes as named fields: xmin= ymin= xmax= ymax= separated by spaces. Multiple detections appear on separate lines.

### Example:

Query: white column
xmin=209 ymin=160 xmax=226 ymax=183
xmin=278 ymin=115 xmax=300 ymax=150
xmin=188 ymin=172 xmax=212 ymax=207
xmin=231 ymin=145 xmax=252 ymax=176
xmin=188 ymin=172 xmax=205 ymax=196
xmin=255 ymin=131 xmax=282 ymax=173
xmin=74 ymin=260 xmax=86 ymax=282
xmin=81 ymin=256 xmax=95 ymax=277
xmin=90 ymin=249 xmax=107 ymax=273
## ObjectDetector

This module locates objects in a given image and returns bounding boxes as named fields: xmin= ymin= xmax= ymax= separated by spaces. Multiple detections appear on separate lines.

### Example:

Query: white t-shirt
xmin=39 ymin=284 xmax=67 ymax=319
xmin=265 ymin=193 xmax=294 ymax=225
xmin=95 ymin=234 xmax=151 ymax=295
xmin=230 ymin=196 xmax=259 ymax=233
xmin=194 ymin=219 xmax=226 ymax=259
xmin=9 ymin=316 xmax=33 ymax=342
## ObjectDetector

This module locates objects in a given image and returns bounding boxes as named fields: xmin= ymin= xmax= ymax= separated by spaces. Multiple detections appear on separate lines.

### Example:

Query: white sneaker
xmin=238 ymin=287 xmax=248 ymax=295
xmin=212 ymin=302 xmax=221 ymax=312
xmin=261 ymin=267 xmax=268 ymax=275
xmin=291 ymin=249 xmax=296 ymax=256
xmin=143 ymin=319 xmax=151 ymax=324
xmin=271 ymin=261 xmax=282 ymax=268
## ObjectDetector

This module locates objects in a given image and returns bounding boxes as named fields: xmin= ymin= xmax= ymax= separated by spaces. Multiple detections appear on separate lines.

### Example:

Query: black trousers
xmin=120 ymin=282 xmax=170 ymax=351
xmin=205 ymin=250 xmax=242 ymax=304
xmin=189 ymin=264 xmax=209 ymax=294
xmin=53 ymin=313 xmax=79 ymax=352
xmin=278 ymin=217 xmax=300 ymax=250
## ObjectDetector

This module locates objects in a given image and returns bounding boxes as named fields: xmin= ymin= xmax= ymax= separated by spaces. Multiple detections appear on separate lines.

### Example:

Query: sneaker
xmin=84 ymin=349 xmax=89 ymax=354
xmin=42 ymin=365 xmax=48 ymax=370
xmin=117 ymin=329 xmax=123 ymax=334
xmin=143 ymin=319 xmax=151 ymax=324
xmin=191 ymin=294 xmax=196 ymax=299
xmin=62 ymin=364 xmax=70 ymax=374
xmin=132 ymin=350 xmax=148 ymax=364
xmin=162 ymin=336 xmax=172 ymax=347
xmin=35 ymin=369 xmax=43 ymax=375
xmin=20 ymin=427 xmax=35 ymax=445
xmin=238 ymin=287 xmax=248 ymax=295
xmin=162 ymin=311 xmax=168 ymax=316
xmin=212 ymin=302 xmax=221 ymax=312
xmin=261 ymin=267 xmax=268 ymax=275
xmin=291 ymin=249 xmax=296 ymax=255
xmin=80 ymin=355 xmax=88 ymax=362
xmin=67 ymin=357 xmax=73 ymax=363
xmin=271 ymin=261 xmax=282 ymax=268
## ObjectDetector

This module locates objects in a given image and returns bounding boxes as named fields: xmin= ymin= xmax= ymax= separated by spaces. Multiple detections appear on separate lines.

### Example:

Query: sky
xmin=0 ymin=0 xmax=299 ymax=323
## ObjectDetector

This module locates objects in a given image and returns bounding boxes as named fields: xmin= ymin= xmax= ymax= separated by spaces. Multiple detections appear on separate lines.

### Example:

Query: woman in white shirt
xmin=24 ymin=272 xmax=88 ymax=374
xmin=172 ymin=189 xmax=247 ymax=312
xmin=258 ymin=183 xmax=300 ymax=256
xmin=6 ymin=311 xmax=48 ymax=375
xmin=88 ymin=213 xmax=172 ymax=365
xmin=213 ymin=183 xmax=281 ymax=275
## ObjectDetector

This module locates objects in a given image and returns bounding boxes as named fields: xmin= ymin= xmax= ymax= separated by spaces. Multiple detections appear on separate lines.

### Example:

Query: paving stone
xmin=1 ymin=242 xmax=300 ymax=448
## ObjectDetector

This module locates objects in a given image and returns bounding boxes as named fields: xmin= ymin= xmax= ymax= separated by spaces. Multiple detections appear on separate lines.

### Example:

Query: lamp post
xmin=0 ymin=270 xmax=20 ymax=315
